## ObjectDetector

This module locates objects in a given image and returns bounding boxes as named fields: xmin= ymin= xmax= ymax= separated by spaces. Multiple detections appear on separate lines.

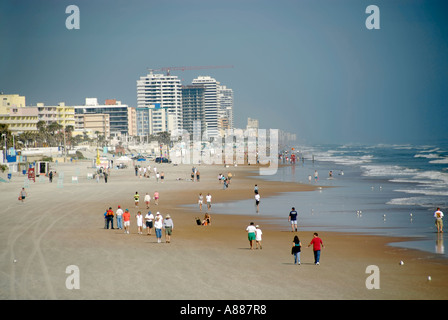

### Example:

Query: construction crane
xmin=147 ymin=65 xmax=234 ymax=76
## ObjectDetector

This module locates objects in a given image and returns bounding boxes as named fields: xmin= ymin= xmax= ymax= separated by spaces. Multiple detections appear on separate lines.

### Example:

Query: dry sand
xmin=0 ymin=160 xmax=447 ymax=300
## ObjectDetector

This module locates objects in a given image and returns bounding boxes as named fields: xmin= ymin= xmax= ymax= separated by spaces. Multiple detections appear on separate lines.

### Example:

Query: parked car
xmin=155 ymin=157 xmax=171 ymax=163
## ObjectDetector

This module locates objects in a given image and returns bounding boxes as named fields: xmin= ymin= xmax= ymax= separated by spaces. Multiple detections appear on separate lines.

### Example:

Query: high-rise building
xmin=192 ymin=76 xmax=219 ymax=139
xmin=137 ymin=71 xmax=183 ymax=135
xmin=217 ymin=84 xmax=233 ymax=134
xmin=182 ymin=84 xmax=206 ymax=136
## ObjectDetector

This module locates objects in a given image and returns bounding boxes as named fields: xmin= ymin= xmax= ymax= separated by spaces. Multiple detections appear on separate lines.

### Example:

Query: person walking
xmin=308 ymin=233 xmax=324 ymax=265
xmin=116 ymin=205 xmax=124 ymax=230
xmin=198 ymin=193 xmax=204 ymax=211
xmin=434 ymin=207 xmax=444 ymax=233
xmin=106 ymin=207 xmax=114 ymax=229
xmin=154 ymin=191 xmax=159 ymax=205
xmin=154 ymin=212 xmax=163 ymax=243
xmin=144 ymin=193 xmax=151 ymax=209
xmin=206 ymin=193 xmax=212 ymax=211
xmin=255 ymin=225 xmax=263 ymax=249
xmin=291 ymin=235 xmax=301 ymax=265
xmin=246 ymin=222 xmax=257 ymax=250
xmin=145 ymin=210 xmax=154 ymax=235
xmin=134 ymin=192 xmax=140 ymax=208
xmin=136 ymin=211 xmax=143 ymax=234
xmin=288 ymin=207 xmax=298 ymax=232
xmin=123 ymin=209 xmax=131 ymax=234
xmin=255 ymin=193 xmax=260 ymax=213
xmin=164 ymin=214 xmax=174 ymax=243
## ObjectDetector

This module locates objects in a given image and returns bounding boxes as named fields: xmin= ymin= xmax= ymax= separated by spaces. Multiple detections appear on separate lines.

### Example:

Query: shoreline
xmin=1 ymin=161 xmax=447 ymax=299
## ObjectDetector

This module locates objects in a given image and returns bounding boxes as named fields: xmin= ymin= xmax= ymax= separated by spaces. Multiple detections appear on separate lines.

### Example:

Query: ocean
xmin=191 ymin=141 xmax=448 ymax=258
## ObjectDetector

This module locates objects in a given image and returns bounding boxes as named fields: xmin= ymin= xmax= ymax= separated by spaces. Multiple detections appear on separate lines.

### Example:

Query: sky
xmin=1 ymin=0 xmax=447 ymax=146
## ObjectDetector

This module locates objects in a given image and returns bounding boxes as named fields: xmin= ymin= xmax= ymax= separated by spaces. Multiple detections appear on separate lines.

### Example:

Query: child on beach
xmin=18 ymin=188 xmax=27 ymax=202
xmin=308 ymin=233 xmax=324 ymax=265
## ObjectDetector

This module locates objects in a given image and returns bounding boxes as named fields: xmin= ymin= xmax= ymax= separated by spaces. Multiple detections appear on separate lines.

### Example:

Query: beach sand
xmin=0 ymin=161 xmax=447 ymax=300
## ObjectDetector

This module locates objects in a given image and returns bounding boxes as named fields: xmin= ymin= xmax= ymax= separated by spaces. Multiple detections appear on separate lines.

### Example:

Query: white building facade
xmin=137 ymin=72 xmax=183 ymax=135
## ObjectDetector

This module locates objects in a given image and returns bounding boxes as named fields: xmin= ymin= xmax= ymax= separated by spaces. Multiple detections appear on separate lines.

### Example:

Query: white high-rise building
xmin=217 ymin=84 xmax=234 ymax=133
xmin=137 ymin=71 xmax=183 ymax=135
xmin=192 ymin=76 xmax=219 ymax=139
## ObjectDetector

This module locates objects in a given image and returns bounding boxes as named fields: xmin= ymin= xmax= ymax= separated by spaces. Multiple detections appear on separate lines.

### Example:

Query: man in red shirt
xmin=308 ymin=233 xmax=324 ymax=265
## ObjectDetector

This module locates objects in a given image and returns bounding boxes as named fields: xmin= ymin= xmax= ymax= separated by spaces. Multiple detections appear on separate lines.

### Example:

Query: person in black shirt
xmin=288 ymin=207 xmax=298 ymax=232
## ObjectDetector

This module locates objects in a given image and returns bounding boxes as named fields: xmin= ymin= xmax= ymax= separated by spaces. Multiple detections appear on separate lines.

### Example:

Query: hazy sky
xmin=1 ymin=0 xmax=447 ymax=145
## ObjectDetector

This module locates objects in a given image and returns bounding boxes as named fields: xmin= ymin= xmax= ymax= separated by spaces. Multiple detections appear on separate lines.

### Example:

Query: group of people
xmin=290 ymin=233 xmax=324 ymax=265
xmin=104 ymin=205 xmax=173 ymax=243
xmin=134 ymin=191 xmax=159 ymax=208
xmin=218 ymin=172 xmax=232 ymax=189
xmin=135 ymin=165 xmax=164 ymax=183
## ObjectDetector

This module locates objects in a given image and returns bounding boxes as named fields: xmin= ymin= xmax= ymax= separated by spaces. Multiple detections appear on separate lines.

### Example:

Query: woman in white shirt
xmin=154 ymin=212 xmax=163 ymax=243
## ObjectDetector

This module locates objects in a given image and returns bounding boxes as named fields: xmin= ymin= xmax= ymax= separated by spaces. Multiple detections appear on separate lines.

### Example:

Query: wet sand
xmin=0 ymin=161 xmax=447 ymax=300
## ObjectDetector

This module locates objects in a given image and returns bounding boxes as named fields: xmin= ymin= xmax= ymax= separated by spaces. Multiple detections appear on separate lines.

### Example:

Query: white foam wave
xmin=414 ymin=153 xmax=440 ymax=159
xmin=386 ymin=197 xmax=437 ymax=207
xmin=430 ymin=157 xmax=448 ymax=164
xmin=361 ymin=165 xmax=418 ymax=177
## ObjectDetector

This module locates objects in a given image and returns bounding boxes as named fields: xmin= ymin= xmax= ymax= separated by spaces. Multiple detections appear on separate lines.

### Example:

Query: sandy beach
xmin=0 ymin=160 xmax=447 ymax=300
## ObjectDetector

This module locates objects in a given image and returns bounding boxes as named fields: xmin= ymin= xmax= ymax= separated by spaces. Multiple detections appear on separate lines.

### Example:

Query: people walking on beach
xmin=196 ymin=170 xmax=200 ymax=182
xmin=18 ymin=188 xmax=27 ymax=202
xmin=154 ymin=212 xmax=163 ymax=243
xmin=104 ymin=171 xmax=108 ymax=183
xmin=116 ymin=205 xmax=124 ymax=230
xmin=206 ymin=193 xmax=212 ymax=210
xmin=291 ymin=235 xmax=301 ymax=265
xmin=106 ymin=207 xmax=114 ymax=229
xmin=136 ymin=211 xmax=143 ymax=234
xmin=255 ymin=193 xmax=260 ymax=213
xmin=198 ymin=193 xmax=204 ymax=211
xmin=103 ymin=208 xmax=108 ymax=229
xmin=255 ymin=225 xmax=263 ymax=249
xmin=160 ymin=171 xmax=164 ymax=183
xmin=145 ymin=210 xmax=154 ymax=235
xmin=164 ymin=214 xmax=174 ymax=243
xmin=246 ymin=222 xmax=257 ymax=250
xmin=154 ymin=191 xmax=159 ymax=205
xmin=134 ymin=192 xmax=140 ymax=208
xmin=314 ymin=170 xmax=319 ymax=182
xmin=254 ymin=184 xmax=259 ymax=194
xmin=123 ymin=209 xmax=131 ymax=234
xmin=289 ymin=207 xmax=298 ymax=232
xmin=434 ymin=207 xmax=444 ymax=233
xmin=49 ymin=171 xmax=53 ymax=183
xmin=308 ymin=233 xmax=324 ymax=265
xmin=144 ymin=193 xmax=151 ymax=209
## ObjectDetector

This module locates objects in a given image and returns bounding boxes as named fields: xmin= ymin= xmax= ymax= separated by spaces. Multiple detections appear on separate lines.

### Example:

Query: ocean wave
xmin=414 ymin=153 xmax=440 ymax=159
xmin=361 ymin=165 xmax=418 ymax=177
xmin=394 ymin=188 xmax=448 ymax=197
xmin=386 ymin=197 xmax=437 ymax=207
xmin=429 ymin=157 xmax=448 ymax=164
